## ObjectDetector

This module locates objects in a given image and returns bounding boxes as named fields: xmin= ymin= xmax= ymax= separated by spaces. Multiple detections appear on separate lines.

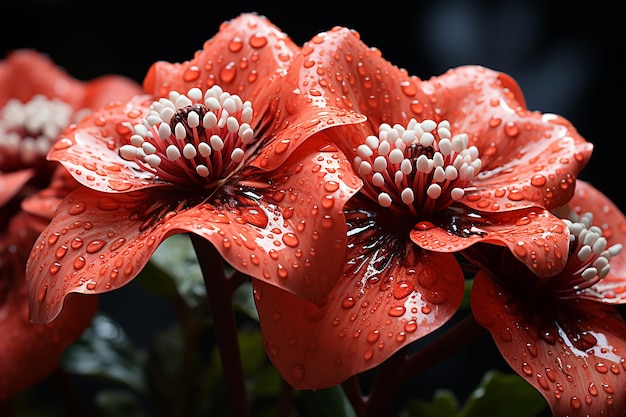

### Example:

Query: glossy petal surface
xmin=471 ymin=270 xmax=626 ymax=417
xmin=256 ymin=212 xmax=464 ymax=389
xmin=46 ymin=95 xmax=159 ymax=193
xmin=413 ymin=207 xmax=570 ymax=277
xmin=27 ymin=145 xmax=360 ymax=323
xmin=422 ymin=66 xmax=592 ymax=211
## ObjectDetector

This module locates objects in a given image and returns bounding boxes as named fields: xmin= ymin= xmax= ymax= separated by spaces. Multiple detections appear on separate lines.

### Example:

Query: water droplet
xmin=219 ymin=62 xmax=237 ymax=83
xmin=68 ymin=201 xmax=86 ymax=215
xmin=388 ymin=305 xmax=406 ymax=317
xmin=595 ymin=362 xmax=609 ymax=374
xmin=109 ymin=238 xmax=127 ymax=252
xmin=341 ymin=296 xmax=356 ymax=309
xmin=281 ymin=233 xmax=299 ymax=248
xmin=274 ymin=139 xmax=290 ymax=154
xmin=242 ymin=207 xmax=268 ymax=228
xmin=530 ymin=174 xmax=547 ymax=187
xmin=414 ymin=221 xmax=435 ymax=231
xmin=55 ymin=245 xmax=68 ymax=259
xmin=86 ymin=282 xmax=96 ymax=291
xmin=108 ymin=180 xmax=132 ymax=191
xmin=37 ymin=283 xmax=48 ymax=302
xmin=393 ymin=281 xmax=414 ymax=299
xmin=48 ymin=262 xmax=61 ymax=275
xmin=570 ymin=396 xmax=582 ymax=409
xmin=366 ymin=330 xmax=380 ymax=344
xmin=86 ymin=239 xmax=106 ymax=253
xmin=183 ymin=65 xmax=201 ymax=82
xmin=48 ymin=233 xmax=60 ymax=245
xmin=73 ymin=256 xmax=86 ymax=270
xmin=97 ymin=197 xmax=120 ymax=211
xmin=291 ymin=364 xmax=305 ymax=380
xmin=322 ymin=195 xmax=335 ymax=209
xmin=277 ymin=264 xmax=288 ymax=279
xmin=504 ymin=122 xmax=520 ymax=137
xmin=400 ymin=81 xmax=417 ymax=97
xmin=249 ymin=33 xmax=268 ymax=48
xmin=404 ymin=320 xmax=417 ymax=333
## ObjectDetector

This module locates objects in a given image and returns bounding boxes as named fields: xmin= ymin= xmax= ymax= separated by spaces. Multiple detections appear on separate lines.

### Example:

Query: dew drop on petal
xmin=86 ymin=239 xmax=107 ymax=253
xmin=281 ymin=233 xmax=299 ymax=248
xmin=530 ymin=174 xmax=547 ymax=187
xmin=183 ymin=65 xmax=201 ymax=82
xmin=68 ymin=201 xmax=86 ymax=215
xmin=388 ymin=305 xmax=406 ymax=317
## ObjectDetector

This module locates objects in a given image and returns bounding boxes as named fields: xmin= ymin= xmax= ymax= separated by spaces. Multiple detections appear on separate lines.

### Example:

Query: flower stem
xmin=190 ymin=233 xmax=249 ymax=417
xmin=400 ymin=314 xmax=486 ymax=382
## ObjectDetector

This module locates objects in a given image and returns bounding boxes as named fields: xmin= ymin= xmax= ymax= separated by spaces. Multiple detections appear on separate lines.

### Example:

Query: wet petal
xmin=1 ymin=211 xmax=98 ymax=400
xmin=26 ymin=187 xmax=185 ymax=323
xmin=0 ymin=49 xmax=141 ymax=112
xmin=272 ymin=26 xmax=429 ymax=159
xmin=471 ymin=271 xmax=626 ymax=417
xmin=27 ymin=145 xmax=361 ymax=322
xmin=566 ymin=180 xmax=626 ymax=303
xmin=21 ymin=167 xmax=80 ymax=220
xmin=144 ymin=13 xmax=298 ymax=102
xmin=255 ymin=235 xmax=464 ymax=389
xmin=0 ymin=169 xmax=33 ymax=207
xmin=425 ymin=66 xmax=592 ymax=211
xmin=416 ymin=207 xmax=570 ymax=277
xmin=46 ymin=95 xmax=159 ymax=192
xmin=212 ymin=145 xmax=361 ymax=302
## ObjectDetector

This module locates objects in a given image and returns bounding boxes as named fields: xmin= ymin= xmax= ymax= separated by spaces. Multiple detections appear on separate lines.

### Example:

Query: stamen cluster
xmin=354 ymin=118 xmax=481 ymax=217
xmin=562 ymin=211 xmax=622 ymax=290
xmin=0 ymin=94 xmax=75 ymax=165
xmin=120 ymin=86 xmax=255 ymax=187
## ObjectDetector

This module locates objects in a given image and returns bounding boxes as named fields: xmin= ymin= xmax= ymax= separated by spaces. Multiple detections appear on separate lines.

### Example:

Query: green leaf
xmin=296 ymin=385 xmax=356 ymax=417
xmin=459 ymin=279 xmax=473 ymax=311
xmin=399 ymin=389 xmax=459 ymax=417
xmin=233 ymin=281 xmax=259 ymax=321
xmin=94 ymin=389 xmax=147 ymax=417
xmin=459 ymin=370 xmax=547 ymax=417
xmin=149 ymin=233 xmax=207 ymax=308
xmin=61 ymin=313 xmax=147 ymax=393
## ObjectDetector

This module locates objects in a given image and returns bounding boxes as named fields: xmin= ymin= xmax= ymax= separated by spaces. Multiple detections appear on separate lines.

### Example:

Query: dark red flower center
xmin=353 ymin=118 xmax=482 ymax=218
xmin=119 ymin=86 xmax=255 ymax=188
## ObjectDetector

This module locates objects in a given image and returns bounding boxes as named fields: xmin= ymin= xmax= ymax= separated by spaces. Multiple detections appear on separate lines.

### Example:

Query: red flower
xmin=0 ymin=49 xmax=141 ymax=400
xmin=253 ymin=26 xmax=593 ymax=389
xmin=25 ymin=14 xmax=363 ymax=324
xmin=469 ymin=180 xmax=626 ymax=417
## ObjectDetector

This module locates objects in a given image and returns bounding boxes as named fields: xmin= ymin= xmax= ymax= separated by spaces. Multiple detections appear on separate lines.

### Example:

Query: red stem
xmin=190 ymin=233 xmax=249 ymax=417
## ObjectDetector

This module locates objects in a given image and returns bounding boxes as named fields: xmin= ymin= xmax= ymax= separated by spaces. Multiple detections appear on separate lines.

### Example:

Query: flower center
xmin=558 ymin=211 xmax=622 ymax=292
xmin=0 ymin=94 xmax=77 ymax=168
xmin=354 ymin=118 xmax=481 ymax=217
xmin=119 ymin=86 xmax=255 ymax=188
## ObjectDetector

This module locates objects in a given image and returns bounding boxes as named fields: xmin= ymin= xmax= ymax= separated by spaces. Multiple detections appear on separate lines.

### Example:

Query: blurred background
xmin=2 ymin=0 xmax=620 ymax=204
xmin=1 ymin=0 xmax=622 ymax=415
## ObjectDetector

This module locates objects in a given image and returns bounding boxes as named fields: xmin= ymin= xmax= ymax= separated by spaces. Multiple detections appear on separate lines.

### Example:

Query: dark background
xmin=2 ymin=0 xmax=621 ymax=205
xmin=2 ymin=0 xmax=623 ymax=415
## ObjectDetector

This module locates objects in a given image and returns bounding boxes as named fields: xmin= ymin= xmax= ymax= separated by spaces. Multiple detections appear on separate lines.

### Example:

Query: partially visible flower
xmin=26 ymin=14 xmax=364 ymax=324
xmin=468 ymin=180 xmax=626 ymax=417
xmin=0 ymin=49 xmax=142 ymax=400
xmin=254 ymin=25 xmax=593 ymax=389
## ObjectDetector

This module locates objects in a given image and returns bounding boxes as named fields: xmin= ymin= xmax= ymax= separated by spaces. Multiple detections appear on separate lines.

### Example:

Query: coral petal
xmin=471 ymin=271 xmax=626 ymax=417
xmin=256 ymin=244 xmax=464 ymax=389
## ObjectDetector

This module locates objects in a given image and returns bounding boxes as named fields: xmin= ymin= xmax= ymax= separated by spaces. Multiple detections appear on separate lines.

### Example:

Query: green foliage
xmin=400 ymin=370 xmax=547 ymax=417
xmin=61 ymin=313 xmax=148 ymax=394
